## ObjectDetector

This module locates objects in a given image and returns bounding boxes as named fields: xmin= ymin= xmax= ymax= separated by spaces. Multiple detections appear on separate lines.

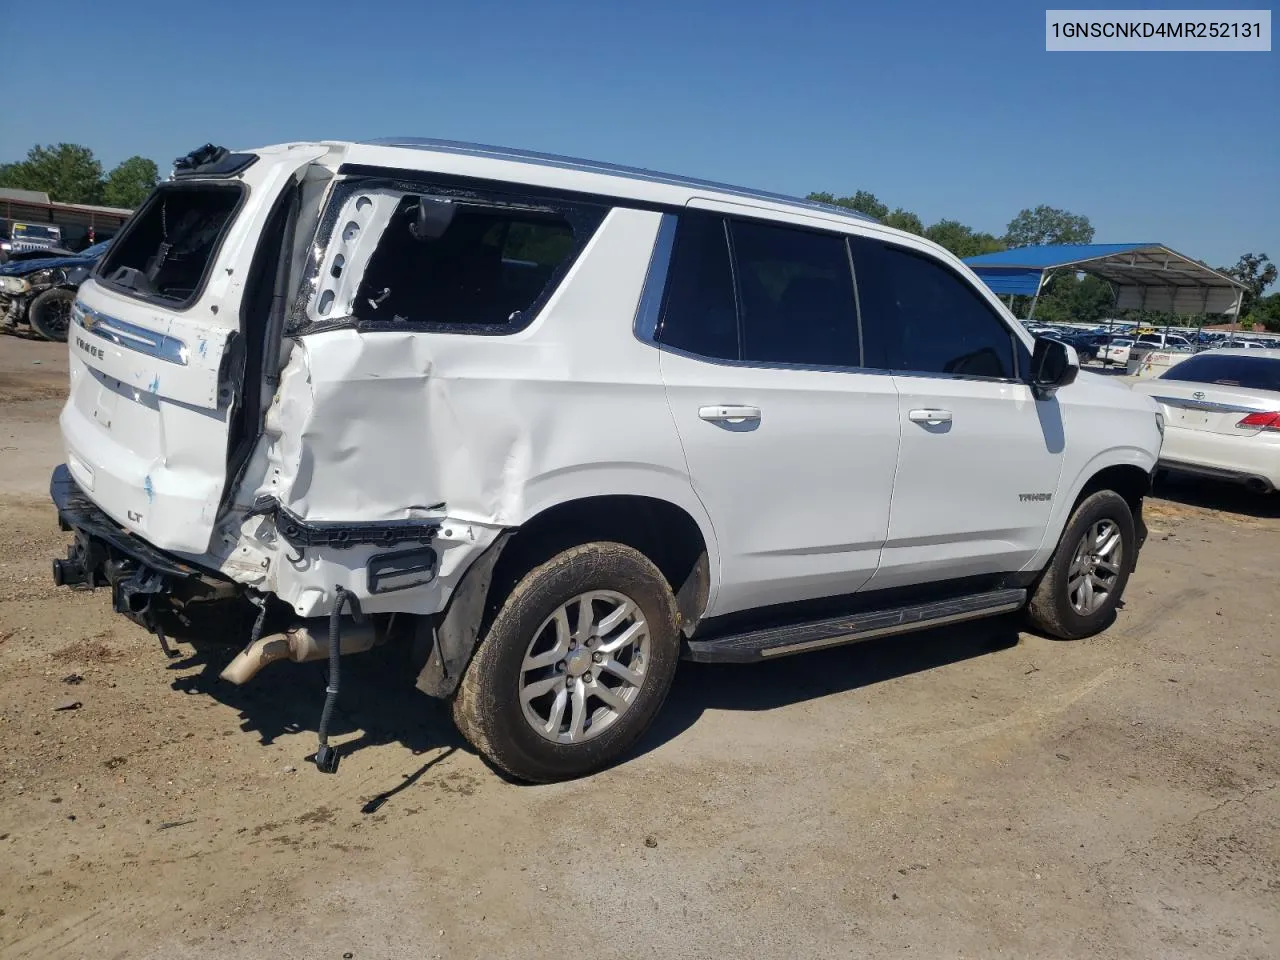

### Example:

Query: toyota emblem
xmin=1193 ymin=391 xmax=1206 ymax=400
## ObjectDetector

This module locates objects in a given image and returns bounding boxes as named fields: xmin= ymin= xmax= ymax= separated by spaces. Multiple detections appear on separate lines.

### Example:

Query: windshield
xmin=1160 ymin=354 xmax=1280 ymax=392
xmin=13 ymin=224 xmax=60 ymax=241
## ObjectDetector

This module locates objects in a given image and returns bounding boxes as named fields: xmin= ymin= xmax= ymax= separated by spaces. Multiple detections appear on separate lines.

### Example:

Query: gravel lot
xmin=1 ymin=334 xmax=1277 ymax=960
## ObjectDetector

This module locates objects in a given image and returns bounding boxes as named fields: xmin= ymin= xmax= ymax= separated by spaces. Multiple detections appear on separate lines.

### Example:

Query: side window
xmin=351 ymin=195 xmax=593 ymax=330
xmin=729 ymin=219 xmax=859 ymax=367
xmin=657 ymin=213 xmax=739 ymax=360
xmin=855 ymin=240 xmax=1017 ymax=379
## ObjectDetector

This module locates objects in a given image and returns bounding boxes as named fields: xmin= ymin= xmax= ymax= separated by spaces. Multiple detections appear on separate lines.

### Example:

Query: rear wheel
xmin=452 ymin=542 xmax=681 ymax=782
xmin=29 ymin=287 xmax=75 ymax=342
xmin=1026 ymin=490 xmax=1135 ymax=640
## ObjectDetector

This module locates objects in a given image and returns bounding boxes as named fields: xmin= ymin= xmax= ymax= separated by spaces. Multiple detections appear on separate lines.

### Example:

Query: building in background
xmin=0 ymin=188 xmax=133 ymax=252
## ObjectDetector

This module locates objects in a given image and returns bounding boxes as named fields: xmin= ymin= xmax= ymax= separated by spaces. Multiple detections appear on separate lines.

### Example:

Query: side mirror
xmin=1030 ymin=337 xmax=1079 ymax=397
xmin=408 ymin=196 xmax=456 ymax=241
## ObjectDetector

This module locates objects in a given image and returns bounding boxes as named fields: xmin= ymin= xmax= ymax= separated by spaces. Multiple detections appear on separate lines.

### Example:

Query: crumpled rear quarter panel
xmin=222 ymin=207 xmax=709 ymax=616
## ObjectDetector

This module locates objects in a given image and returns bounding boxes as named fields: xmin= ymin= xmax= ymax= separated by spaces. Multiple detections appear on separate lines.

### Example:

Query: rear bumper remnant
xmin=49 ymin=464 xmax=231 ymax=622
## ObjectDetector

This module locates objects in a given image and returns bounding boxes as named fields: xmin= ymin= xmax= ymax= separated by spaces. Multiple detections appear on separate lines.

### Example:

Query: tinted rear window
xmin=657 ymin=212 xmax=739 ymax=361
xmin=97 ymin=184 xmax=243 ymax=307
xmin=1160 ymin=354 xmax=1280 ymax=391
xmin=730 ymin=219 xmax=859 ymax=367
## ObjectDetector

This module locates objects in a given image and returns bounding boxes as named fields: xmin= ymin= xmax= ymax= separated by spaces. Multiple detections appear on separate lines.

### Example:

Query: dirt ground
xmin=1 ymin=334 xmax=1277 ymax=960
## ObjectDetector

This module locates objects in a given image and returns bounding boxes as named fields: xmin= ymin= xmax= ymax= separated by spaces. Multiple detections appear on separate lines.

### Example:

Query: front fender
xmin=1025 ymin=443 xmax=1157 ymax=572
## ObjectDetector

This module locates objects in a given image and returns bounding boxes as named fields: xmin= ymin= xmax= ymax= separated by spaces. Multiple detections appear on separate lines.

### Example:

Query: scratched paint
xmin=147 ymin=374 xmax=160 ymax=394
xmin=143 ymin=475 xmax=155 ymax=503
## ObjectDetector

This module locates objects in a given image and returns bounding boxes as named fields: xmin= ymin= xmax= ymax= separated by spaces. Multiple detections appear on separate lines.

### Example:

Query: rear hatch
xmin=60 ymin=145 xmax=331 ymax=555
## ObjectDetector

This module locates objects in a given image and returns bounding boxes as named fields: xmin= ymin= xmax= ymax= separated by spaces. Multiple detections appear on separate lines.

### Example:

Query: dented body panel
xmin=215 ymin=205 xmax=716 ymax=616
xmin=59 ymin=144 xmax=335 ymax=555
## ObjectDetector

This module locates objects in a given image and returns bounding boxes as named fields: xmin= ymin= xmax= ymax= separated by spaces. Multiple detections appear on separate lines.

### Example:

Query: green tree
xmin=1248 ymin=292 xmax=1280 ymax=332
xmin=806 ymin=190 xmax=888 ymax=220
xmin=1004 ymin=205 xmax=1094 ymax=247
xmin=1220 ymin=252 xmax=1277 ymax=319
xmin=924 ymin=219 xmax=1006 ymax=259
xmin=881 ymin=208 xmax=923 ymax=234
xmin=1034 ymin=272 xmax=1115 ymax=324
xmin=102 ymin=156 xmax=159 ymax=209
xmin=0 ymin=143 xmax=104 ymax=204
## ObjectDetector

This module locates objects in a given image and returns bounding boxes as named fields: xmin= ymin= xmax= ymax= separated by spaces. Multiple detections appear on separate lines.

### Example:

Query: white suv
xmin=50 ymin=140 xmax=1163 ymax=781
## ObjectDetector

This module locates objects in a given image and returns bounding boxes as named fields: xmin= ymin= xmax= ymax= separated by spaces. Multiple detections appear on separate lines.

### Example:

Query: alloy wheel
xmin=1067 ymin=519 xmax=1123 ymax=615
xmin=519 ymin=590 xmax=650 ymax=744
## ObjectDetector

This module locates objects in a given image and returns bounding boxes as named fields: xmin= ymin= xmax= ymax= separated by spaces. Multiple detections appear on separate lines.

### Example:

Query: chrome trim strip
xmin=632 ymin=213 xmax=677 ymax=343
xmin=72 ymin=301 xmax=189 ymax=366
xmin=1150 ymin=395 xmax=1261 ymax=415
xmin=760 ymin=600 xmax=1025 ymax=657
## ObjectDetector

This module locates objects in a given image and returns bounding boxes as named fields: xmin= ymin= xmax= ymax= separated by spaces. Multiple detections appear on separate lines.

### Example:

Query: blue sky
xmin=2 ymin=0 xmax=1275 ymax=269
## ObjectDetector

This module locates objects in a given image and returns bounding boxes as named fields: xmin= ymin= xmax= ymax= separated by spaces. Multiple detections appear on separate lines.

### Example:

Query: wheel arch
xmin=416 ymin=491 xmax=715 ymax=699
xmin=1071 ymin=462 xmax=1151 ymax=514
xmin=1026 ymin=448 xmax=1155 ymax=574
xmin=491 ymin=493 xmax=713 ymax=632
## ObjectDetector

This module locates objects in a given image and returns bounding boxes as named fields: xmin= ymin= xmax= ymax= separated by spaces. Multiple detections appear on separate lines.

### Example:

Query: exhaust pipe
xmin=220 ymin=621 xmax=377 ymax=685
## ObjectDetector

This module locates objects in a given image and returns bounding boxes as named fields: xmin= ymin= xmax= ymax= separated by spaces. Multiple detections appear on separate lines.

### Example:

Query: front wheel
xmin=1026 ymin=490 xmax=1136 ymax=640
xmin=451 ymin=542 xmax=681 ymax=782
xmin=29 ymin=287 xmax=75 ymax=342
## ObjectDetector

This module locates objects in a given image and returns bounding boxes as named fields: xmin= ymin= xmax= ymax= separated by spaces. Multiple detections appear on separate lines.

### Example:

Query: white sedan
xmin=1131 ymin=349 xmax=1280 ymax=494
xmin=1097 ymin=338 xmax=1133 ymax=366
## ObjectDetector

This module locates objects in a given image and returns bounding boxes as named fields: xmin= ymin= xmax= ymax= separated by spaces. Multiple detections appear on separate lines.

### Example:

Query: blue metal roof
xmin=964 ymin=243 xmax=1163 ymax=269
xmin=963 ymin=243 xmax=1246 ymax=313
xmin=966 ymin=267 xmax=1047 ymax=296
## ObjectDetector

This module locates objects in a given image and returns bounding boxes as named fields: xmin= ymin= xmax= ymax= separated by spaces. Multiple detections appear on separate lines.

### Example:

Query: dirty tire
xmin=29 ymin=287 xmax=75 ymax=342
xmin=1026 ymin=490 xmax=1136 ymax=640
xmin=452 ymin=542 xmax=680 ymax=783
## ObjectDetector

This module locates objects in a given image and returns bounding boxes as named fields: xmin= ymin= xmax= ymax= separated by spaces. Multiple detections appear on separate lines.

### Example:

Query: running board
xmin=685 ymin=588 xmax=1027 ymax=663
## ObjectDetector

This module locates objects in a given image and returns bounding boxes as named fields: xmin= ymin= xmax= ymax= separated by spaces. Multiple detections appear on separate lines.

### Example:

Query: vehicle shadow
xmin=162 ymin=610 xmax=1022 ymax=785
xmin=166 ymin=628 xmax=466 ymax=761
xmin=635 ymin=617 xmax=1021 ymax=758
xmin=1152 ymin=473 xmax=1280 ymax=519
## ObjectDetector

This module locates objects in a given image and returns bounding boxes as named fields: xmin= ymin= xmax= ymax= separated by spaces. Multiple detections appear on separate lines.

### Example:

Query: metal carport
xmin=963 ymin=243 xmax=1247 ymax=320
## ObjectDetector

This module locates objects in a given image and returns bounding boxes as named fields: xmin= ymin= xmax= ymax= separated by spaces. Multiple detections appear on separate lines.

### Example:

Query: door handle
xmin=699 ymin=405 xmax=761 ymax=424
xmin=908 ymin=408 xmax=952 ymax=425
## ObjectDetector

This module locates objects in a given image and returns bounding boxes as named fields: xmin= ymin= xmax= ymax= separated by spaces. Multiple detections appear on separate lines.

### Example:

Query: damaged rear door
xmin=60 ymin=145 xmax=332 ymax=554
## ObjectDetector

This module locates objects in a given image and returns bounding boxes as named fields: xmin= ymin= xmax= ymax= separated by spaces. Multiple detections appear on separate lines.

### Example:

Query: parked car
xmin=1097 ymin=338 xmax=1134 ymax=366
xmin=1132 ymin=349 xmax=1280 ymax=494
xmin=49 ymin=139 xmax=1163 ymax=782
xmin=0 ymin=240 xmax=111 ymax=341
xmin=1052 ymin=330 xmax=1099 ymax=362
xmin=1 ymin=221 xmax=64 ymax=260
xmin=1135 ymin=332 xmax=1194 ymax=352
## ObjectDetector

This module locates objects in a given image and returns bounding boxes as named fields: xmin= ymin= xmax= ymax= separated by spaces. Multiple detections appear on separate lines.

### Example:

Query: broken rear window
xmin=96 ymin=183 xmax=243 ymax=307
xmin=348 ymin=194 xmax=596 ymax=332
